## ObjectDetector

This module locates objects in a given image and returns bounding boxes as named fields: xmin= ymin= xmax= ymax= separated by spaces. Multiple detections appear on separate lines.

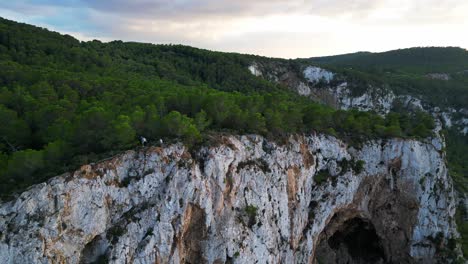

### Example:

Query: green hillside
xmin=308 ymin=47 xmax=468 ymax=73
xmin=304 ymin=47 xmax=468 ymax=108
xmin=0 ymin=17 xmax=438 ymax=199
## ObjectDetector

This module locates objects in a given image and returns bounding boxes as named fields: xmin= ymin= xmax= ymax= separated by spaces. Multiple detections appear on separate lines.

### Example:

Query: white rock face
xmin=296 ymin=82 xmax=311 ymax=96
xmin=440 ymin=112 xmax=454 ymax=129
xmin=0 ymin=134 xmax=458 ymax=263
xmin=327 ymin=84 xmax=427 ymax=116
xmin=329 ymin=82 xmax=396 ymax=114
xmin=248 ymin=64 xmax=262 ymax=77
xmin=303 ymin=66 xmax=334 ymax=83
xmin=247 ymin=63 xmax=467 ymax=133
xmin=460 ymin=118 xmax=468 ymax=135
xmin=426 ymin=73 xmax=450 ymax=81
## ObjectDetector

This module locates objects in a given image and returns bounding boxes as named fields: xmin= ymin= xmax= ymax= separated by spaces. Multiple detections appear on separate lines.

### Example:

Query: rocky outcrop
xmin=303 ymin=66 xmax=334 ymax=84
xmin=248 ymin=63 xmax=263 ymax=77
xmin=247 ymin=63 xmax=468 ymax=134
xmin=426 ymin=73 xmax=450 ymax=81
xmin=0 ymin=134 xmax=460 ymax=263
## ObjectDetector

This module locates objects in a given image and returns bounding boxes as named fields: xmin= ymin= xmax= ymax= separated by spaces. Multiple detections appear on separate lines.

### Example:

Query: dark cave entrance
xmin=315 ymin=217 xmax=386 ymax=264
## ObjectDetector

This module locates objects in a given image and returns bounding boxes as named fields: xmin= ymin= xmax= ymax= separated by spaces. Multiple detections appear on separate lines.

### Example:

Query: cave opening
xmin=315 ymin=217 xmax=386 ymax=264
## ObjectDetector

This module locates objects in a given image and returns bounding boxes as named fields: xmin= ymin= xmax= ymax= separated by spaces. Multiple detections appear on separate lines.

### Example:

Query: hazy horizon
xmin=1 ymin=0 xmax=467 ymax=58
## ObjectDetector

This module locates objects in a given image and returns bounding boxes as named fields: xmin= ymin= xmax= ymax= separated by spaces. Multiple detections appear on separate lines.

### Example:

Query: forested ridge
xmin=305 ymin=47 xmax=468 ymax=108
xmin=0 ymin=17 xmax=453 ymax=201
xmin=308 ymin=47 xmax=468 ymax=73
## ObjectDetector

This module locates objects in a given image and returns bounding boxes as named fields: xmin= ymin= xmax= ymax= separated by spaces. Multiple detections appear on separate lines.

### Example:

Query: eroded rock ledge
xmin=0 ymin=134 xmax=459 ymax=263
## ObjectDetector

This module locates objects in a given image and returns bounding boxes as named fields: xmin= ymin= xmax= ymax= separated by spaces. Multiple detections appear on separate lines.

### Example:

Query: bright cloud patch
xmin=0 ymin=0 xmax=467 ymax=58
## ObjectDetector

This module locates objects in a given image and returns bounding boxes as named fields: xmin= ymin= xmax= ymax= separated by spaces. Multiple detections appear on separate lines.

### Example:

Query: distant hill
xmin=295 ymin=47 xmax=468 ymax=109
xmin=307 ymin=47 xmax=468 ymax=74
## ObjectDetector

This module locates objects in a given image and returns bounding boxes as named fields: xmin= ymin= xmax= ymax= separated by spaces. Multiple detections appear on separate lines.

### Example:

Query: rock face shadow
xmin=313 ymin=176 xmax=421 ymax=264
xmin=315 ymin=216 xmax=386 ymax=264
xmin=179 ymin=203 xmax=208 ymax=264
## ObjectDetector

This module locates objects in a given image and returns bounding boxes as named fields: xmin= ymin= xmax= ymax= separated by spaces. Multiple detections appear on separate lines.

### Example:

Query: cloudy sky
xmin=0 ymin=0 xmax=467 ymax=58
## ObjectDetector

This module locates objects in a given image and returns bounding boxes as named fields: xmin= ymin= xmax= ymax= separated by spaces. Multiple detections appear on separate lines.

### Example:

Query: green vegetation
xmin=305 ymin=47 xmax=468 ymax=108
xmin=237 ymin=158 xmax=271 ymax=173
xmin=313 ymin=159 xmax=365 ymax=186
xmin=245 ymin=205 xmax=258 ymax=218
xmin=446 ymin=129 xmax=468 ymax=194
xmin=244 ymin=205 xmax=258 ymax=227
xmin=446 ymin=129 xmax=468 ymax=258
xmin=455 ymin=203 xmax=468 ymax=258
xmin=308 ymin=47 xmax=468 ymax=258
xmin=0 ymin=17 xmax=437 ymax=199
xmin=352 ymin=160 xmax=366 ymax=174
xmin=0 ymin=14 xmax=465 ymax=261
xmin=314 ymin=170 xmax=331 ymax=185
xmin=308 ymin=47 xmax=468 ymax=73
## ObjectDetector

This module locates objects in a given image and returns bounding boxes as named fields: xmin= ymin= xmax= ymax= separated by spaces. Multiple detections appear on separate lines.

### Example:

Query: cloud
xmin=3 ymin=0 xmax=463 ymax=21
xmin=18 ymin=0 xmax=463 ymax=23
xmin=0 ymin=0 xmax=467 ymax=58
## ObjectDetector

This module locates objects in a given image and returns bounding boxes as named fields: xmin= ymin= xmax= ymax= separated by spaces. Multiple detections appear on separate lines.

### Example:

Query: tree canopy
xmin=0 ymin=17 xmax=443 ymax=199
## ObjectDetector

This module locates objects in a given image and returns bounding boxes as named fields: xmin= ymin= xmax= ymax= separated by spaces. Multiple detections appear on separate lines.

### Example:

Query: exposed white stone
xmin=248 ymin=64 xmax=262 ymax=77
xmin=462 ymin=127 xmax=468 ymax=135
xmin=329 ymin=83 xmax=395 ymax=114
xmin=426 ymin=73 xmax=450 ymax=81
xmin=441 ymin=112 xmax=453 ymax=127
xmin=296 ymin=82 xmax=311 ymax=96
xmin=247 ymin=61 xmax=467 ymax=135
xmin=400 ymin=95 xmax=424 ymax=111
xmin=303 ymin=66 xmax=334 ymax=83
xmin=0 ymin=134 xmax=458 ymax=263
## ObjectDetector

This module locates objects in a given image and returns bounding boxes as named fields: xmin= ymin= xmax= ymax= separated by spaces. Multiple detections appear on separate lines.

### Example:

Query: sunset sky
xmin=0 ymin=0 xmax=467 ymax=58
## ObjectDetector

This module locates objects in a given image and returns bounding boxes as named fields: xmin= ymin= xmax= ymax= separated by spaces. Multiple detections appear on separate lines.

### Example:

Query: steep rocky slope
xmin=248 ymin=63 xmax=468 ymax=134
xmin=249 ymin=61 xmax=468 ymax=258
xmin=0 ymin=134 xmax=459 ymax=263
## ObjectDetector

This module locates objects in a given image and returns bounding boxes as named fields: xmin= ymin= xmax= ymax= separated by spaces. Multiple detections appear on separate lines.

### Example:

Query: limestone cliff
xmin=248 ymin=63 xmax=468 ymax=135
xmin=0 ymin=134 xmax=460 ymax=263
